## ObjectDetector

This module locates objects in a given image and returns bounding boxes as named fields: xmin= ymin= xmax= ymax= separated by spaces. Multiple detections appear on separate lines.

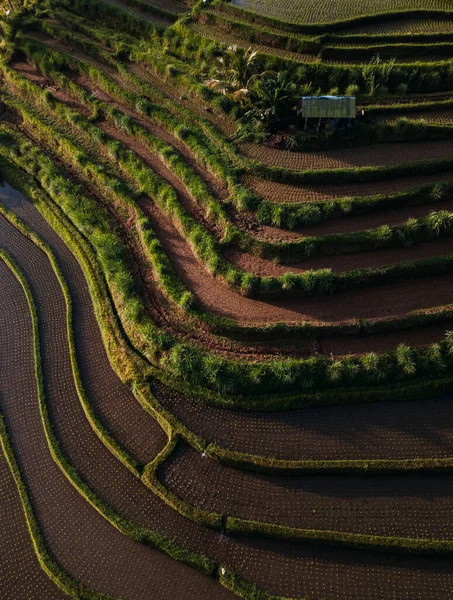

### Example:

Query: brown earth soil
xmin=0 ymin=187 xmax=168 ymax=466
xmin=0 ymin=449 xmax=69 ymax=599
xmin=227 ymin=200 xmax=453 ymax=244
xmin=50 ymin=71 xmax=453 ymax=331
xmin=151 ymin=379 xmax=453 ymax=462
xmin=7 ymin=61 xmax=93 ymax=117
xmin=11 ymin=58 xmax=231 ymax=233
xmin=7 ymin=191 xmax=453 ymax=600
xmin=138 ymin=200 xmax=453 ymax=328
xmin=0 ymin=256 xmax=228 ymax=600
xmin=160 ymin=440 xmax=453 ymax=540
xmin=225 ymin=237 xmax=453 ymax=276
xmin=3 ymin=224 xmax=453 ymax=600
xmin=291 ymin=198 xmax=453 ymax=237
xmin=376 ymin=109 xmax=453 ymax=125
xmin=241 ymin=139 xmax=453 ymax=171
xmin=322 ymin=323 xmax=453 ymax=356
xmin=234 ymin=197 xmax=453 ymax=243
xmin=9 ymin=56 xmax=453 ymax=356
xmin=95 ymin=0 xmax=175 ymax=27
xmin=245 ymin=171 xmax=453 ymax=203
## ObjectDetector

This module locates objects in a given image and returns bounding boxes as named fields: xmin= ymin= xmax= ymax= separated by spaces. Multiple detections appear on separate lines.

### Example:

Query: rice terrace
xmin=5 ymin=0 xmax=453 ymax=598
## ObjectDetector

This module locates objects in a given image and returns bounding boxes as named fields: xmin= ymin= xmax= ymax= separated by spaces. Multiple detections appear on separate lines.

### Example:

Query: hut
xmin=297 ymin=96 xmax=357 ymax=131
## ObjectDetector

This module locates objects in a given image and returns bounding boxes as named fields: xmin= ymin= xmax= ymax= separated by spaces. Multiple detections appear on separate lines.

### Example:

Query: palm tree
xmin=245 ymin=71 xmax=297 ymax=130
xmin=205 ymin=45 xmax=258 ymax=99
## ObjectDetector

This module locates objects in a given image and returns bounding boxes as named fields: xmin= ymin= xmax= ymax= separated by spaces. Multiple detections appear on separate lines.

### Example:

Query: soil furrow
xmin=245 ymin=171 xmax=453 ymax=204
xmin=152 ymin=379 xmax=453 ymax=462
xmin=5 ymin=183 xmax=453 ymax=600
xmin=134 ymin=200 xmax=453 ymax=326
xmin=0 ymin=253 xmax=223 ymax=600
xmin=241 ymin=139 xmax=453 ymax=171
xmin=0 ymin=447 xmax=69 ymax=599
xmin=225 ymin=237 xmax=453 ymax=276
xmin=160 ymin=441 xmax=453 ymax=540
xmin=0 ymin=185 xmax=167 ymax=465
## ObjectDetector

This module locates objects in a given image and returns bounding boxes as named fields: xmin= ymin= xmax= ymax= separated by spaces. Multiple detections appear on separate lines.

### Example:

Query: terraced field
xmin=230 ymin=0 xmax=452 ymax=24
xmin=3 ymin=0 xmax=453 ymax=599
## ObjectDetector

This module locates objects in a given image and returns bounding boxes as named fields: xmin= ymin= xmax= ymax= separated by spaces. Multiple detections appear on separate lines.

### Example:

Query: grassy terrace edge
xmin=3 ymin=162 xmax=453 ymax=476
xmin=3 ymin=134 xmax=453 ymax=408
xmin=3 ymin=239 xmax=453 ymax=555
xmin=9 ymin=59 xmax=453 ymax=301
xmin=1 ymin=240 xmax=301 ymax=600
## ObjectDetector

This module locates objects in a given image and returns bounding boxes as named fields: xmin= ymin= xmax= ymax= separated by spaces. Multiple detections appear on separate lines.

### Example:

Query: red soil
xmin=225 ymin=237 xmax=453 ymax=276
xmin=0 ymin=256 xmax=226 ymax=600
xmin=142 ymin=201 xmax=453 ymax=328
xmin=8 ymin=190 xmax=452 ymax=600
xmin=0 ymin=186 xmax=168 ymax=465
xmin=292 ymin=197 xmax=453 ymax=237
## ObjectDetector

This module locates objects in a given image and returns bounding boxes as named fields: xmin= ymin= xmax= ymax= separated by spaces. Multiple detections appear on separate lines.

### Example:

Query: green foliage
xmin=244 ymin=71 xmax=297 ymax=131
